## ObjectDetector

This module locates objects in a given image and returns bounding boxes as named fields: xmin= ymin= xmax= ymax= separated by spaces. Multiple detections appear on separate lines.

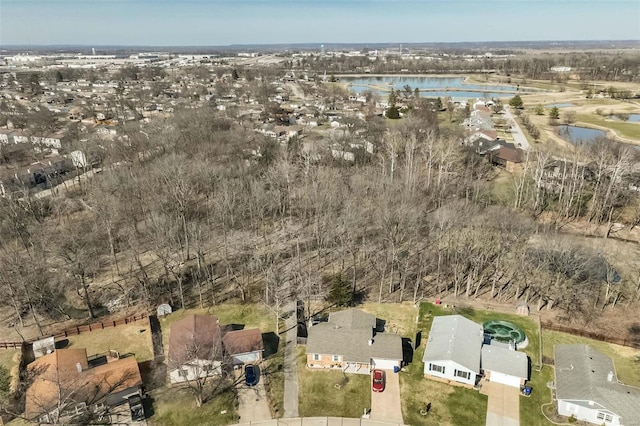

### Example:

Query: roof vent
xmin=76 ymin=362 xmax=82 ymax=373
xmin=607 ymin=371 xmax=614 ymax=382
xmin=368 ymin=339 xmax=373 ymax=346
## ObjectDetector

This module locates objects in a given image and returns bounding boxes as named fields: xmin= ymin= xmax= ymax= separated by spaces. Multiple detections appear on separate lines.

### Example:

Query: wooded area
xmin=2 ymin=90 xmax=640 ymax=341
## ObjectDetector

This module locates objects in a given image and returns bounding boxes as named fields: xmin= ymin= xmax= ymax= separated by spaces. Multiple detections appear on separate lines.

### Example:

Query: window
xmin=429 ymin=363 xmax=445 ymax=374
xmin=454 ymin=369 xmax=470 ymax=380
xmin=332 ymin=355 xmax=341 ymax=362
xmin=597 ymin=412 xmax=614 ymax=423
xmin=312 ymin=354 xmax=321 ymax=361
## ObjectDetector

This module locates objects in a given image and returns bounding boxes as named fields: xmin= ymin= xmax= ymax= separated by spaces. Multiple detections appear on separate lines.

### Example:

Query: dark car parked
xmin=245 ymin=364 xmax=259 ymax=386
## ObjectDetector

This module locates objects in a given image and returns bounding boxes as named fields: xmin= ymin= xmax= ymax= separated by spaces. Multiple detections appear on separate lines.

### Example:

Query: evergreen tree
xmin=509 ymin=95 xmax=524 ymax=109
xmin=327 ymin=273 xmax=353 ymax=306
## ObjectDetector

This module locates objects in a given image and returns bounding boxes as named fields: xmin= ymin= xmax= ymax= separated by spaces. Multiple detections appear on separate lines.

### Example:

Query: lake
xmin=341 ymin=76 xmax=524 ymax=99
xmin=558 ymin=125 xmax=607 ymax=144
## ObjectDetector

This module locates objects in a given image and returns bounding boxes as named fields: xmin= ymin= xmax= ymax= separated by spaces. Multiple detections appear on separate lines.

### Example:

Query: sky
xmin=1 ymin=0 xmax=639 ymax=46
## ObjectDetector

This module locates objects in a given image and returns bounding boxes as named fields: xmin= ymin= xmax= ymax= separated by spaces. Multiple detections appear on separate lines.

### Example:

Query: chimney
xmin=76 ymin=362 xmax=82 ymax=373
xmin=368 ymin=339 xmax=373 ymax=346
xmin=607 ymin=371 xmax=614 ymax=382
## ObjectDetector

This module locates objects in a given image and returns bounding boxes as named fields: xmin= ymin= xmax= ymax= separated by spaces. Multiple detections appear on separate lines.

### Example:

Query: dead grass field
xmin=64 ymin=320 xmax=154 ymax=362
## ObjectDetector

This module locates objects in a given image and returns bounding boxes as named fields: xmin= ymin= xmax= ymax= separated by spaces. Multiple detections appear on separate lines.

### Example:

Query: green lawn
xmin=149 ymin=386 xmax=238 ymax=426
xmin=520 ymin=365 xmax=554 ymax=426
xmin=401 ymin=343 xmax=488 ymax=426
xmin=297 ymin=346 xmax=371 ymax=418
xmin=262 ymin=344 xmax=285 ymax=418
xmin=0 ymin=349 xmax=21 ymax=392
xmin=576 ymin=113 xmax=640 ymax=140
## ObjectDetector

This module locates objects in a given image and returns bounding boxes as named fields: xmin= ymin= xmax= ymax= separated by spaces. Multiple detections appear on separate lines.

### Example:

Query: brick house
xmin=305 ymin=308 xmax=402 ymax=374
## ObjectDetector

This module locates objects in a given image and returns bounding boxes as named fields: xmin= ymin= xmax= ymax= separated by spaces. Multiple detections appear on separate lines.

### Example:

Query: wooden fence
xmin=0 ymin=313 xmax=149 ymax=348
xmin=48 ymin=313 xmax=149 ymax=340
xmin=540 ymin=321 xmax=640 ymax=349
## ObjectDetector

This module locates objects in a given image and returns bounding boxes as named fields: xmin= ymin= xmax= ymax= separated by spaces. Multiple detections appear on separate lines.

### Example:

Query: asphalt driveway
xmin=484 ymin=381 xmax=520 ymax=426
xmin=370 ymin=371 xmax=404 ymax=424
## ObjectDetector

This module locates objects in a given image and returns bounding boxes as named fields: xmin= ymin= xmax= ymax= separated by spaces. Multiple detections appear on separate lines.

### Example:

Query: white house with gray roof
xmin=422 ymin=315 xmax=484 ymax=386
xmin=423 ymin=315 xmax=529 ymax=388
xmin=555 ymin=344 xmax=640 ymax=426
xmin=306 ymin=308 xmax=402 ymax=374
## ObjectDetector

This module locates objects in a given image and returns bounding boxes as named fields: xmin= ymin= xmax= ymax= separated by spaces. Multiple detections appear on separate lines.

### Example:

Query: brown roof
xmin=495 ymin=146 xmax=524 ymax=164
xmin=168 ymin=315 xmax=222 ymax=365
xmin=25 ymin=349 xmax=142 ymax=420
xmin=222 ymin=328 xmax=264 ymax=356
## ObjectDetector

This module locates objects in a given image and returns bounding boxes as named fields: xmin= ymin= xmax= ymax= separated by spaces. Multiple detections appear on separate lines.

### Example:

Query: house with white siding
xmin=555 ymin=344 xmax=640 ymax=426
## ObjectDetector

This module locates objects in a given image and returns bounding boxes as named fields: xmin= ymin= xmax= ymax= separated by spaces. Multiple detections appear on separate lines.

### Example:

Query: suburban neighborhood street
xmin=503 ymin=107 xmax=531 ymax=151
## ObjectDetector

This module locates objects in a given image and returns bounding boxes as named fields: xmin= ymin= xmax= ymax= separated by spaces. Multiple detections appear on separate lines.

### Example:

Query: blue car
xmin=245 ymin=364 xmax=259 ymax=386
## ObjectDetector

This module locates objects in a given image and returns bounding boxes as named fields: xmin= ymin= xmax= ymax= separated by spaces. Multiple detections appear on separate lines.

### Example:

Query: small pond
xmin=558 ymin=125 xmax=607 ymax=144
xmin=545 ymin=103 xmax=575 ymax=108
xmin=609 ymin=114 xmax=640 ymax=123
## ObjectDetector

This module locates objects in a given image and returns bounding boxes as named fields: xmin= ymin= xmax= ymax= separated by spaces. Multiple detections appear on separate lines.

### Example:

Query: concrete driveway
xmin=236 ymin=368 xmax=272 ymax=423
xmin=484 ymin=381 xmax=520 ymax=426
xmin=370 ymin=371 xmax=404 ymax=424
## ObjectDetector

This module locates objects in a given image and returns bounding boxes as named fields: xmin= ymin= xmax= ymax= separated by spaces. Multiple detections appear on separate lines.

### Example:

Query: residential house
xmin=488 ymin=143 xmax=525 ymax=172
xmin=221 ymin=328 xmax=264 ymax=366
xmin=306 ymin=308 xmax=403 ymax=374
xmin=481 ymin=345 xmax=528 ymax=388
xmin=423 ymin=315 xmax=484 ymax=386
xmin=168 ymin=314 xmax=223 ymax=384
xmin=25 ymin=349 xmax=143 ymax=424
xmin=423 ymin=315 xmax=528 ymax=388
xmin=554 ymin=344 xmax=640 ymax=426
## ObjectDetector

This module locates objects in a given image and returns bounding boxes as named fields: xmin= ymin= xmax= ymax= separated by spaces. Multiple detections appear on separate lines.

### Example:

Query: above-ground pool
xmin=483 ymin=320 xmax=529 ymax=349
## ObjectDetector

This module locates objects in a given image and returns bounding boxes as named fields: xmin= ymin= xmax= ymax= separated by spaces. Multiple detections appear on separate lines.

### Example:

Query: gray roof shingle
xmin=555 ymin=344 xmax=640 ymax=424
xmin=481 ymin=345 xmax=528 ymax=379
xmin=422 ymin=315 xmax=484 ymax=373
xmin=306 ymin=308 xmax=401 ymax=363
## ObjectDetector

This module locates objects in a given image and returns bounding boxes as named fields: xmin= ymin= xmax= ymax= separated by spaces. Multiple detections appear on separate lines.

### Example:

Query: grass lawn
xmin=542 ymin=330 xmax=640 ymax=387
xmin=0 ymin=349 xmax=21 ymax=391
xmin=297 ymin=346 xmax=371 ymax=418
xmin=401 ymin=343 xmax=488 ymax=426
xmin=360 ymin=302 xmax=419 ymax=335
xmin=576 ymin=113 xmax=640 ymax=140
xmin=262 ymin=344 xmax=285 ymax=417
xmin=149 ymin=386 xmax=237 ymax=426
xmin=520 ymin=365 xmax=554 ymax=426
xmin=64 ymin=321 xmax=154 ymax=362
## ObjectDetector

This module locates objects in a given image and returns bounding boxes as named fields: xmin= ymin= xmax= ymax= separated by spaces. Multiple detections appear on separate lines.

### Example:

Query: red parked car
xmin=372 ymin=369 xmax=385 ymax=392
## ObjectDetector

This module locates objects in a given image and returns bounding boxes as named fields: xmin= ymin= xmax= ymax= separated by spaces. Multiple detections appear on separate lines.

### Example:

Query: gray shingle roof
xmin=306 ymin=309 xmax=402 ymax=363
xmin=481 ymin=345 xmax=528 ymax=379
xmin=422 ymin=315 xmax=484 ymax=373
xmin=328 ymin=308 xmax=376 ymax=330
xmin=555 ymin=344 xmax=640 ymax=424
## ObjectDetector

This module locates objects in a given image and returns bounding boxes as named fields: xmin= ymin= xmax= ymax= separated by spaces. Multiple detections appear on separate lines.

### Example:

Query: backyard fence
xmin=0 ymin=313 xmax=149 ymax=348
xmin=540 ymin=321 xmax=640 ymax=349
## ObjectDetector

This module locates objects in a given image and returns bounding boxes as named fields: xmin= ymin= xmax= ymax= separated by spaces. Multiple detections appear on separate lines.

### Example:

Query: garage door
xmin=371 ymin=358 xmax=399 ymax=370
xmin=233 ymin=352 xmax=260 ymax=365
xmin=490 ymin=371 xmax=521 ymax=388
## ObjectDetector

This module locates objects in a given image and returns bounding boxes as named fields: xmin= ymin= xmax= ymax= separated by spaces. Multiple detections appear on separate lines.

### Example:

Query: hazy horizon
xmin=1 ymin=0 xmax=639 ymax=47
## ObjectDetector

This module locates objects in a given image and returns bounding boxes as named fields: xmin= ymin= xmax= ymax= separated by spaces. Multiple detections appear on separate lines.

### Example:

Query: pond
xmin=558 ymin=125 xmax=607 ymax=144
xmin=545 ymin=103 xmax=575 ymax=108
xmin=610 ymin=114 xmax=640 ymax=122
xmin=341 ymin=76 xmax=524 ymax=99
